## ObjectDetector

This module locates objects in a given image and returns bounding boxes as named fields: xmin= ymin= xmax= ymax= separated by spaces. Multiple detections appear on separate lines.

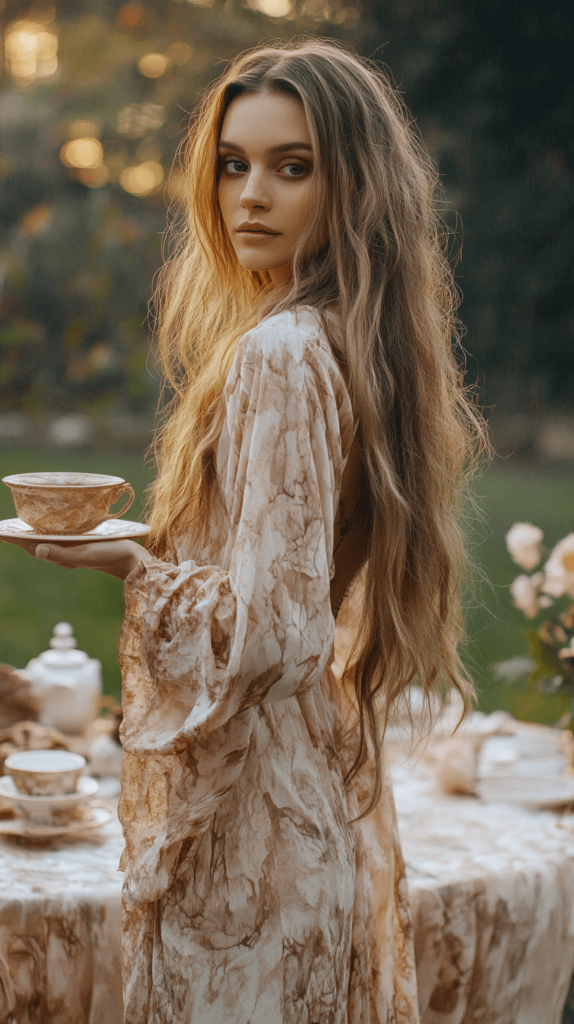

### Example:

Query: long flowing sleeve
xmin=118 ymin=309 xmax=354 ymax=903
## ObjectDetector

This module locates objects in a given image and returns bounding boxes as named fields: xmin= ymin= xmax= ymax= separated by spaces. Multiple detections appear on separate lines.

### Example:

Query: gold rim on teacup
xmin=2 ymin=472 xmax=135 ymax=535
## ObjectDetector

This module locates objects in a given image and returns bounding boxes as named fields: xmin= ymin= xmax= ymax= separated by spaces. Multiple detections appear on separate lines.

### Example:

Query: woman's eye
xmin=224 ymin=159 xmax=248 ymax=174
xmin=282 ymin=163 xmax=307 ymax=177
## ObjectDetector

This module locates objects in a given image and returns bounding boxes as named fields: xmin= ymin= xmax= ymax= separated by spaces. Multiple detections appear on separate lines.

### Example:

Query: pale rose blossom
xmin=559 ymin=641 xmax=574 ymax=661
xmin=506 ymin=522 xmax=544 ymax=571
xmin=510 ymin=571 xmax=545 ymax=619
xmin=542 ymin=534 xmax=574 ymax=599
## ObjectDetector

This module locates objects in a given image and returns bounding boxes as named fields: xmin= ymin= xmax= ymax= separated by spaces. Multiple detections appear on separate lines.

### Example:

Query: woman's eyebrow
xmin=218 ymin=140 xmax=312 ymax=155
xmin=267 ymin=142 xmax=313 ymax=155
xmin=218 ymin=140 xmax=246 ymax=152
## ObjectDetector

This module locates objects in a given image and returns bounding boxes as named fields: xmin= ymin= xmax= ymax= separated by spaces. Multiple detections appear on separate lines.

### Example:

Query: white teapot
xmin=24 ymin=623 xmax=102 ymax=735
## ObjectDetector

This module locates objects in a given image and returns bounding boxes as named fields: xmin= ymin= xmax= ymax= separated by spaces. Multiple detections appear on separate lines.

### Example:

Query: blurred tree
xmin=0 ymin=0 xmax=363 ymax=417
xmin=376 ymin=0 xmax=574 ymax=416
xmin=0 ymin=0 xmax=572 ymax=421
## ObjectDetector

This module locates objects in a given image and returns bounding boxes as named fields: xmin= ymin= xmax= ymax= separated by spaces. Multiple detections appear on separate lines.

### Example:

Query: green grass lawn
xmin=1 ymin=449 xmax=573 ymax=722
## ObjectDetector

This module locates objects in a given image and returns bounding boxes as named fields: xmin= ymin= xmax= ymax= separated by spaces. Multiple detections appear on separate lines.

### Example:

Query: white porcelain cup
xmin=4 ymin=749 xmax=86 ymax=795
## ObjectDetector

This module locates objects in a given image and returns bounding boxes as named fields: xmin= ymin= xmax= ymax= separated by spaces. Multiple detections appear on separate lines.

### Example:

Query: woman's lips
xmin=237 ymin=231 xmax=278 ymax=241
xmin=236 ymin=225 xmax=280 ymax=240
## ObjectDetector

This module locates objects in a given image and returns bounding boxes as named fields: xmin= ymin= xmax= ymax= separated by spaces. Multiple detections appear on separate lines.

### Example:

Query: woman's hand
xmin=0 ymin=535 xmax=152 ymax=581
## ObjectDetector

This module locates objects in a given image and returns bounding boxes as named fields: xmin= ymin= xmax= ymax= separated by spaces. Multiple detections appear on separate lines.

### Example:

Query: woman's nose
xmin=239 ymin=169 xmax=270 ymax=211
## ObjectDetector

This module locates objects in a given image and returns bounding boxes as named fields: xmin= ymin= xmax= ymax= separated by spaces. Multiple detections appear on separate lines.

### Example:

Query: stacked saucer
xmin=0 ymin=749 xmax=112 ymax=839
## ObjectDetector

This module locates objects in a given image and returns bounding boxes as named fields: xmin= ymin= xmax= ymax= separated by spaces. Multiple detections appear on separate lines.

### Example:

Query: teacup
xmin=2 ymin=471 xmax=135 ymax=535
xmin=4 ymin=749 xmax=86 ymax=795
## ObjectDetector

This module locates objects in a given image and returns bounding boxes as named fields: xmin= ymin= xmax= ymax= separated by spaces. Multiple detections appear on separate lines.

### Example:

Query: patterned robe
xmin=118 ymin=307 xmax=420 ymax=1023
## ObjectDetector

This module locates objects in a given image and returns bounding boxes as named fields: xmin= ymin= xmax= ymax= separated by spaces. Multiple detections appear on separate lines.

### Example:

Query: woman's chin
xmin=237 ymin=258 xmax=278 ymax=273
xmin=233 ymin=248 xmax=291 ymax=275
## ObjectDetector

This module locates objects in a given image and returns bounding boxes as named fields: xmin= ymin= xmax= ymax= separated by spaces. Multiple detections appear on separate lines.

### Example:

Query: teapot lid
xmin=35 ymin=622 xmax=88 ymax=667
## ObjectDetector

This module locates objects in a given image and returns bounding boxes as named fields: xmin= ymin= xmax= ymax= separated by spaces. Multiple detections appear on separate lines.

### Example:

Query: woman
xmin=9 ymin=40 xmax=485 ymax=1023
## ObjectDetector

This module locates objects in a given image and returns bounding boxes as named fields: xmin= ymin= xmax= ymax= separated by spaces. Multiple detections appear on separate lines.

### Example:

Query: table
xmin=395 ymin=756 xmax=574 ymax=1024
xmin=2 ymin=742 xmax=574 ymax=1024
xmin=0 ymin=811 xmax=124 ymax=1024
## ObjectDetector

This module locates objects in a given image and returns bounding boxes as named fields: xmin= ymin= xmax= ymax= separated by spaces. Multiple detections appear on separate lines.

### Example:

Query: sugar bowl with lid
xmin=24 ymin=623 xmax=102 ymax=736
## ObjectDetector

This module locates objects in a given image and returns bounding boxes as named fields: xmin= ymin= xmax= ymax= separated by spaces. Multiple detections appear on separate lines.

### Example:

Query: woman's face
xmin=218 ymin=90 xmax=316 ymax=278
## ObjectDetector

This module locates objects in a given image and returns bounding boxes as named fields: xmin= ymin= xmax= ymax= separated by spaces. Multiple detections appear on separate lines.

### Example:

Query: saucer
xmin=0 ymin=774 xmax=98 ymax=801
xmin=0 ymin=517 xmax=150 ymax=543
xmin=0 ymin=775 xmax=99 ymax=825
xmin=0 ymin=803 xmax=114 ymax=840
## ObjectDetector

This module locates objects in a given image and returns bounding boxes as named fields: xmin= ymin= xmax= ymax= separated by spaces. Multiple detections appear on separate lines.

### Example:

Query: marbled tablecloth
xmin=1 ymin=747 xmax=574 ymax=1024
xmin=395 ymin=755 xmax=574 ymax=1024
xmin=0 ymin=813 xmax=124 ymax=1024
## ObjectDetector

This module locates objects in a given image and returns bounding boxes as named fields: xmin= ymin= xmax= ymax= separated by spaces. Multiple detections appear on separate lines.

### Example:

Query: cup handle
xmin=104 ymin=483 xmax=135 ymax=522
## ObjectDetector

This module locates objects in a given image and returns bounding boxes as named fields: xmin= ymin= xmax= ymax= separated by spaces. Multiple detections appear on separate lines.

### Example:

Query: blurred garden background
xmin=0 ymin=0 xmax=573 ymax=717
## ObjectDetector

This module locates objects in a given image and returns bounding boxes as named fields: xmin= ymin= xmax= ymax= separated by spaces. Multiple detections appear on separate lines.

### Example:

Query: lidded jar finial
xmin=50 ymin=622 xmax=77 ymax=651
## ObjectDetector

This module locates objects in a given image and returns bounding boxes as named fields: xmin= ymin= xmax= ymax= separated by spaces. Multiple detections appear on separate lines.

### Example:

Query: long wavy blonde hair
xmin=147 ymin=39 xmax=488 ymax=811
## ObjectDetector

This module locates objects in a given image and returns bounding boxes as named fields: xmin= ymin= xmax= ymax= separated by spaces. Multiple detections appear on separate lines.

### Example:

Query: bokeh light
xmin=166 ymin=42 xmax=192 ymax=65
xmin=60 ymin=137 xmax=104 ymax=170
xmin=60 ymin=129 xmax=109 ymax=189
xmin=117 ymin=103 xmax=165 ymax=138
xmin=116 ymin=4 xmax=142 ymax=29
xmin=138 ymin=53 xmax=170 ymax=78
xmin=5 ymin=20 xmax=59 ymax=84
xmin=253 ymin=0 xmax=292 ymax=15
xmin=119 ymin=160 xmax=164 ymax=196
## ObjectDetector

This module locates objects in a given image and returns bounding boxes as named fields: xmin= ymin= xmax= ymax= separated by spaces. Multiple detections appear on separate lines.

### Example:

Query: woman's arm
xmin=0 ymin=535 xmax=151 ymax=580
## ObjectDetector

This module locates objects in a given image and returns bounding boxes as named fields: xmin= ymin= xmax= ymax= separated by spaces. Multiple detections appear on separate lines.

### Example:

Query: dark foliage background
xmin=1 ymin=0 xmax=574 ymax=734
xmin=0 ymin=0 xmax=572 ymax=425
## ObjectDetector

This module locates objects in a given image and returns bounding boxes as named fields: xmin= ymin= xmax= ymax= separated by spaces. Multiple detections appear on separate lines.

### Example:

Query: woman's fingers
xmin=32 ymin=538 xmax=149 ymax=579
xmin=34 ymin=540 xmax=126 ymax=570
xmin=35 ymin=542 xmax=85 ymax=563
xmin=0 ymin=535 xmax=148 ymax=579
xmin=35 ymin=543 xmax=81 ymax=568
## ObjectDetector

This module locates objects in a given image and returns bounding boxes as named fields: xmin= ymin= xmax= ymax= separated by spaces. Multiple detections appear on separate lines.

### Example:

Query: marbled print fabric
xmin=118 ymin=307 xmax=420 ymax=1023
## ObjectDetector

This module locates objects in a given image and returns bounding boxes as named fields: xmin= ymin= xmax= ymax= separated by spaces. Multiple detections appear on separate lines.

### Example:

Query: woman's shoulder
xmin=236 ymin=305 xmax=340 ymax=373
xmin=226 ymin=305 xmax=353 ymax=443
